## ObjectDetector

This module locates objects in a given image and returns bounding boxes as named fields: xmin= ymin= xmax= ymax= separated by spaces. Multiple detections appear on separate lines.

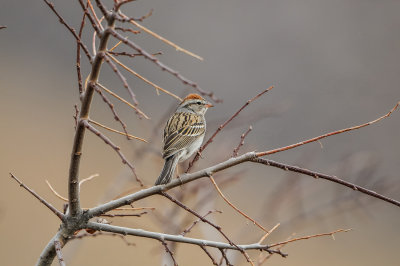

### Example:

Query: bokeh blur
xmin=1 ymin=0 xmax=399 ymax=265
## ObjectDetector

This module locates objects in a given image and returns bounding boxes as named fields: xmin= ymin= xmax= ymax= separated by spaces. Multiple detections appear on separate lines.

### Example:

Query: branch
xmin=43 ymin=0 xmax=92 ymax=62
xmin=9 ymin=173 xmax=64 ymax=220
xmin=54 ymin=240 xmax=66 ymax=266
xmin=108 ymin=28 xmax=221 ymax=102
xmin=199 ymin=245 xmax=218 ymax=266
xmin=89 ymin=119 xmax=147 ymax=142
xmin=83 ymin=119 xmax=143 ymax=186
xmin=160 ymin=240 xmax=178 ymax=266
xmin=95 ymin=83 xmax=149 ymax=119
xmin=85 ymin=222 xmax=286 ymax=255
xmin=256 ymin=101 xmax=400 ymax=157
xmin=68 ymin=10 xmax=118 ymax=216
xmin=233 ymin=126 xmax=253 ymax=157
xmin=251 ymin=158 xmax=400 ymax=207
xmin=118 ymin=12 xmax=202 ymax=60
xmin=268 ymin=229 xmax=351 ymax=248
xmin=208 ymin=175 xmax=268 ymax=233
xmin=188 ymin=86 xmax=273 ymax=171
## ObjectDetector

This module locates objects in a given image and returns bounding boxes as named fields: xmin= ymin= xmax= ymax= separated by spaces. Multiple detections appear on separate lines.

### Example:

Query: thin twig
xmin=188 ymin=86 xmax=273 ymax=172
xmin=95 ymin=83 xmax=149 ymax=119
xmin=72 ymin=231 xmax=136 ymax=246
xmin=54 ymin=240 xmax=66 ymax=266
xmin=106 ymin=53 xmax=182 ymax=101
xmin=181 ymin=210 xmax=222 ymax=236
xmin=77 ymin=0 xmax=102 ymax=34
xmin=258 ymin=223 xmax=280 ymax=244
xmin=233 ymin=126 xmax=253 ymax=157
xmin=83 ymin=119 xmax=143 ymax=186
xmin=79 ymin=173 xmax=100 ymax=187
xmin=258 ymin=233 xmax=294 ymax=265
xmin=109 ymin=29 xmax=221 ymax=102
xmin=115 ymin=27 xmax=140 ymax=34
xmin=9 ymin=173 xmax=64 ymax=220
xmin=103 ymin=54 xmax=139 ymax=106
xmin=108 ymin=50 xmax=163 ymax=58
xmin=118 ymin=12 xmax=202 ymax=60
xmin=219 ymin=249 xmax=233 ymax=266
xmin=46 ymin=180 xmax=68 ymax=202
xmin=251 ymin=158 xmax=400 ymax=207
xmin=208 ymin=175 xmax=269 ymax=233
xmin=268 ymin=229 xmax=351 ymax=248
xmin=93 ymin=84 xmax=131 ymax=138
xmin=43 ymin=0 xmax=92 ymax=62
xmin=89 ymin=119 xmax=148 ymax=142
xmin=160 ymin=239 xmax=178 ymax=266
xmin=0 ymin=26 xmax=6 ymax=30
xmin=200 ymin=245 xmax=218 ymax=266
xmin=161 ymin=192 xmax=254 ymax=265
xmin=76 ymin=3 xmax=88 ymax=96
xmin=256 ymin=101 xmax=400 ymax=157
xmin=87 ymin=0 xmax=104 ymax=31
xmin=100 ymin=211 xmax=148 ymax=217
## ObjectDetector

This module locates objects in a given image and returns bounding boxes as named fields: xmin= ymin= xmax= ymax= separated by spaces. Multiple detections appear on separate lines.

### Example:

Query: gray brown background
xmin=1 ymin=0 xmax=399 ymax=265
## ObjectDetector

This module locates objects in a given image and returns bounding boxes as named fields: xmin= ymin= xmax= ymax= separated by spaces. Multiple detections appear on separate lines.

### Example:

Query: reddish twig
xmin=117 ymin=8 xmax=154 ymax=22
xmin=161 ymin=192 xmax=254 ymax=265
xmin=181 ymin=210 xmax=222 ymax=236
xmin=83 ymin=120 xmax=143 ymax=186
xmin=219 ymin=249 xmax=233 ymax=266
xmin=9 ymin=173 xmax=64 ymax=220
xmin=76 ymin=3 xmax=88 ymax=96
xmin=43 ymin=0 xmax=92 ymax=62
xmin=108 ymin=29 xmax=221 ymax=102
xmin=77 ymin=0 xmax=102 ymax=34
xmin=256 ymin=101 xmax=400 ymax=157
xmin=89 ymin=119 xmax=147 ymax=142
xmin=251 ymin=158 xmax=400 ymax=207
xmin=103 ymin=54 xmax=139 ymax=106
xmin=93 ymin=85 xmax=130 ymax=138
xmin=187 ymin=86 xmax=273 ymax=172
xmin=268 ymin=229 xmax=351 ymax=248
xmin=232 ymin=126 xmax=253 ymax=157
xmin=208 ymin=175 xmax=269 ymax=233
xmin=160 ymin=240 xmax=178 ymax=266
xmin=115 ymin=27 xmax=140 ymax=34
xmin=199 ymin=245 xmax=218 ymax=266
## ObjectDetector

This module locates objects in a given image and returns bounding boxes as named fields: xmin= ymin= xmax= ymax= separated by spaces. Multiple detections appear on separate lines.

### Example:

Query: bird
xmin=155 ymin=94 xmax=213 ymax=185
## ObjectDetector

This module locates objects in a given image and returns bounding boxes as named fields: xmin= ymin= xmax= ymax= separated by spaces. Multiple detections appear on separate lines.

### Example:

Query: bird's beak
xmin=205 ymin=102 xmax=214 ymax=108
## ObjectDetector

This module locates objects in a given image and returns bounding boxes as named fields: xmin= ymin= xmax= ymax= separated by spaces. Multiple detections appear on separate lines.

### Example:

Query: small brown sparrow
xmin=155 ymin=94 xmax=213 ymax=185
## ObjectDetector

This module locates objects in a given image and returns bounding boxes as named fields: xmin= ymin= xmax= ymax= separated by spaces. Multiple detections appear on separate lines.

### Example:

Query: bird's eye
xmin=196 ymin=101 xmax=202 ymax=105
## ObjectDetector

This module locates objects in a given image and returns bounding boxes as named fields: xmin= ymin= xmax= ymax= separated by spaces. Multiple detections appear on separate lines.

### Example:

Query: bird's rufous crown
xmin=182 ymin=93 xmax=204 ymax=102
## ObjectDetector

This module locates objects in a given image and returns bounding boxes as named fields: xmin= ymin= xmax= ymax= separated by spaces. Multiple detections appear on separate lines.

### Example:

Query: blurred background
xmin=1 ymin=0 xmax=399 ymax=265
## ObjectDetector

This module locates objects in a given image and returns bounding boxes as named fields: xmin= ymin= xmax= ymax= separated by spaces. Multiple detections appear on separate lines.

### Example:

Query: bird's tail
xmin=155 ymin=155 xmax=179 ymax=185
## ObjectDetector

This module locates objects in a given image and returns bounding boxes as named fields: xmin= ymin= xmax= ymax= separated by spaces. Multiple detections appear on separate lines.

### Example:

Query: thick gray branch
xmin=87 ymin=152 xmax=257 ymax=218
xmin=86 ymin=222 xmax=284 ymax=255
